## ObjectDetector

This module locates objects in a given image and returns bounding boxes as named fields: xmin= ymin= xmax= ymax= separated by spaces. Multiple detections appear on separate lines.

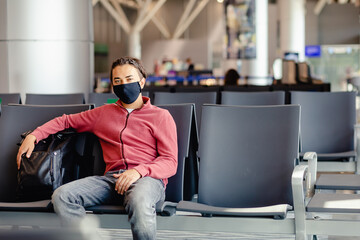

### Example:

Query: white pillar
xmin=279 ymin=0 xmax=305 ymax=61
xmin=0 ymin=0 xmax=94 ymax=101
xmin=128 ymin=30 xmax=141 ymax=59
xmin=251 ymin=0 xmax=268 ymax=78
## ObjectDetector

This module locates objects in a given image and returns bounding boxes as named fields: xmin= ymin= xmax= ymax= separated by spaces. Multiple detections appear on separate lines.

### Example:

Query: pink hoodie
xmin=31 ymin=97 xmax=178 ymax=187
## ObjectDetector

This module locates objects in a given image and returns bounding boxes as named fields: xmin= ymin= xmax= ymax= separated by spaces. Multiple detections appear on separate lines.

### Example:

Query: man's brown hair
xmin=110 ymin=57 xmax=147 ymax=85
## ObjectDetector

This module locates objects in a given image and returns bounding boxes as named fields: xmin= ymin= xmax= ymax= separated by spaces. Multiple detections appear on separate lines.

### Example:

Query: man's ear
xmin=139 ymin=77 xmax=146 ymax=89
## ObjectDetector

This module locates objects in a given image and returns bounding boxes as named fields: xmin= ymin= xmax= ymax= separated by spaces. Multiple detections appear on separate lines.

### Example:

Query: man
xmin=17 ymin=57 xmax=178 ymax=239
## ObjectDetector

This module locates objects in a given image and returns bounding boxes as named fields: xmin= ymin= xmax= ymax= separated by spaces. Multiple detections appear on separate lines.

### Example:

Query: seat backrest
xmin=290 ymin=91 xmax=356 ymax=153
xmin=221 ymin=91 xmax=285 ymax=105
xmin=89 ymin=103 xmax=196 ymax=203
xmin=143 ymin=86 xmax=174 ymax=103
xmin=0 ymin=104 xmax=93 ymax=202
xmin=157 ymin=104 xmax=195 ymax=202
xmin=198 ymin=105 xmax=300 ymax=207
xmin=142 ymin=91 xmax=149 ymax=97
xmin=153 ymin=91 xmax=217 ymax=136
xmin=25 ymin=93 xmax=85 ymax=105
xmin=88 ymin=93 xmax=117 ymax=107
xmin=0 ymin=93 xmax=22 ymax=105
xmin=222 ymin=85 xmax=271 ymax=92
xmin=175 ymin=86 xmax=220 ymax=93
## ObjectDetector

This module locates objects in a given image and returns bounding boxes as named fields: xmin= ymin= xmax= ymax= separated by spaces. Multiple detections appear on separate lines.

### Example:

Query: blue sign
xmin=305 ymin=45 xmax=321 ymax=58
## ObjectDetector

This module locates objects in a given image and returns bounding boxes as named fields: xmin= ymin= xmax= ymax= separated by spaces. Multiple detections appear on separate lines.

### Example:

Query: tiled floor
xmin=1 ymin=224 xmax=360 ymax=239
xmin=98 ymin=229 xmax=295 ymax=239
xmin=1 ymin=211 xmax=360 ymax=240
xmin=98 ymin=229 xmax=360 ymax=240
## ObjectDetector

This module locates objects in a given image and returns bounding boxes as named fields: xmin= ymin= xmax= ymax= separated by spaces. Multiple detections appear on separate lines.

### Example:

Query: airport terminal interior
xmin=0 ymin=0 xmax=360 ymax=239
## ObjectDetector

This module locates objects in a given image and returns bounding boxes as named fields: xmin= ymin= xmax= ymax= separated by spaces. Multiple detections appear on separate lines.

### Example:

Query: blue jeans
xmin=52 ymin=170 xmax=165 ymax=240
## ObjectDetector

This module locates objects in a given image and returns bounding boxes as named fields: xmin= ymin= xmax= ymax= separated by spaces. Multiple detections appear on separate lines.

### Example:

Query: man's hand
xmin=16 ymin=134 xmax=37 ymax=170
xmin=113 ymin=169 xmax=141 ymax=195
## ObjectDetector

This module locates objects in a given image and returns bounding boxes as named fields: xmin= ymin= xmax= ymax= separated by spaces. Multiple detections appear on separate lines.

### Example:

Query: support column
xmin=279 ymin=0 xmax=305 ymax=61
xmin=0 ymin=0 xmax=94 ymax=101
xmin=249 ymin=0 xmax=268 ymax=80
xmin=128 ymin=30 xmax=141 ymax=59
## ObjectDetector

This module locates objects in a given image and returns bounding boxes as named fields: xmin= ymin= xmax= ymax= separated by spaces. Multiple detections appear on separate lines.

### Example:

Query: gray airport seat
xmin=220 ymin=91 xmax=285 ymax=105
xmin=0 ymin=104 xmax=93 ymax=211
xmin=25 ymin=93 xmax=85 ymax=105
xmin=0 ymin=93 xmax=22 ymax=116
xmin=86 ymin=103 xmax=198 ymax=215
xmin=288 ymin=92 xmax=360 ymax=239
xmin=153 ymin=91 xmax=217 ymax=137
xmin=177 ymin=104 xmax=300 ymax=218
xmin=0 ymin=93 xmax=22 ymax=105
xmin=292 ymin=153 xmax=360 ymax=239
xmin=290 ymin=91 xmax=357 ymax=173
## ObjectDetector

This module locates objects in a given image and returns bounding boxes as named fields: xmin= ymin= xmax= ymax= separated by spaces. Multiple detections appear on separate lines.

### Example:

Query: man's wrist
xmin=134 ymin=168 xmax=142 ymax=178
xmin=28 ymin=134 xmax=37 ymax=143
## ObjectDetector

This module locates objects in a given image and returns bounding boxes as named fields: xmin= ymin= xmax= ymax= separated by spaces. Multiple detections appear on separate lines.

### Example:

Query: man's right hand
xmin=17 ymin=134 xmax=37 ymax=170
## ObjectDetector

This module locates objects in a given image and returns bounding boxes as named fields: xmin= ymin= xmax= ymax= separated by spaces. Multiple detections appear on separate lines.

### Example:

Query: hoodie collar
xmin=115 ymin=96 xmax=151 ymax=111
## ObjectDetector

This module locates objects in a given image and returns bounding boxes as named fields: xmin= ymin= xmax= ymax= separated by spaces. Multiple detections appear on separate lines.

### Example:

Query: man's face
xmin=112 ymin=64 xmax=145 ymax=88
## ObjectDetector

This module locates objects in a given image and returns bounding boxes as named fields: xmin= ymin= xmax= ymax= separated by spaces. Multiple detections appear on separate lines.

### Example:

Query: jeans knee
xmin=127 ymin=194 xmax=151 ymax=211
xmin=127 ymin=195 xmax=157 ymax=221
xmin=52 ymin=186 xmax=77 ymax=206
xmin=52 ymin=187 xmax=63 ymax=204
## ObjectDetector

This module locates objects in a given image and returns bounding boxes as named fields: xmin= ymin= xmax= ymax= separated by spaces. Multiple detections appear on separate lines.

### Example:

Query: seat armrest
xmin=292 ymin=164 xmax=308 ymax=209
xmin=303 ymin=152 xmax=317 ymax=197
xmin=292 ymin=164 xmax=309 ymax=238
xmin=355 ymin=124 xmax=360 ymax=173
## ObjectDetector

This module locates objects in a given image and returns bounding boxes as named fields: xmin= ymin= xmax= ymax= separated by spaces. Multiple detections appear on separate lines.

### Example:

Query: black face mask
xmin=113 ymin=81 xmax=142 ymax=104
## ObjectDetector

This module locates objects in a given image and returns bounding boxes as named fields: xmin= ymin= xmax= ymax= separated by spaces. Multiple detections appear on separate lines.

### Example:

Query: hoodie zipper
xmin=120 ymin=112 xmax=131 ymax=169
xmin=116 ymin=101 xmax=142 ymax=170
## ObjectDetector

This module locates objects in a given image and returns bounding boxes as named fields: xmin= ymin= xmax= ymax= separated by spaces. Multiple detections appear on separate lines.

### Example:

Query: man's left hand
xmin=113 ymin=169 xmax=141 ymax=195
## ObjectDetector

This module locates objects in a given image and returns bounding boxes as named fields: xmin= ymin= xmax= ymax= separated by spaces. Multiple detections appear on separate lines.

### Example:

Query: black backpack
xmin=17 ymin=130 xmax=79 ymax=202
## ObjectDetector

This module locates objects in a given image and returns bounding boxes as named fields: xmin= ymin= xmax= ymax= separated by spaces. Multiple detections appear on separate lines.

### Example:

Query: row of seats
xmin=142 ymin=83 xmax=331 ymax=92
xmin=0 ymin=81 xmax=331 ymax=106
xmin=152 ymin=91 xmax=358 ymax=175
xmin=1 ymin=91 xmax=357 ymax=173
xmin=0 ymin=86 xmax=329 ymax=108
xmin=0 ymin=103 xmax=359 ymax=238
xmin=143 ymin=83 xmax=330 ymax=102
xmin=1 ymin=91 xmax=357 ymax=167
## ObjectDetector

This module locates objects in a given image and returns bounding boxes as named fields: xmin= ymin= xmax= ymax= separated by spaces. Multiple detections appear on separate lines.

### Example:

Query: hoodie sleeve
xmin=31 ymin=107 xmax=103 ymax=142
